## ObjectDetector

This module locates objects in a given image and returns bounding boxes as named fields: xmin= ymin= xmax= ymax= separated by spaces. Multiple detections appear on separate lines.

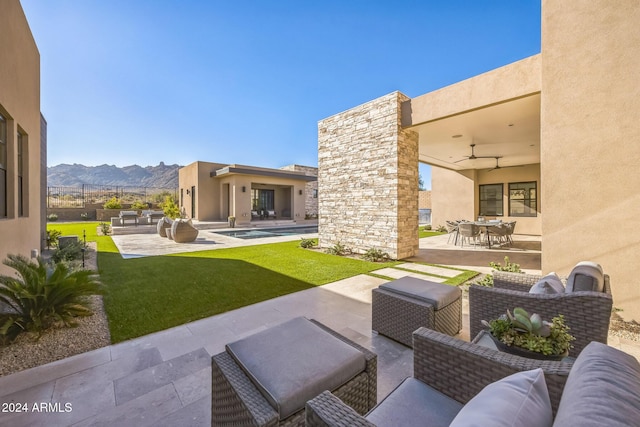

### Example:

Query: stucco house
xmin=178 ymin=161 xmax=317 ymax=226
xmin=0 ymin=0 xmax=46 ymax=274
xmin=318 ymin=1 xmax=640 ymax=320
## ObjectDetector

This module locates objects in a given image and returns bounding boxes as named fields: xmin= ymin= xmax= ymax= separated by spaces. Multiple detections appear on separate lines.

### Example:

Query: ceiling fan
xmin=454 ymin=143 xmax=496 ymax=163
xmin=487 ymin=157 xmax=523 ymax=172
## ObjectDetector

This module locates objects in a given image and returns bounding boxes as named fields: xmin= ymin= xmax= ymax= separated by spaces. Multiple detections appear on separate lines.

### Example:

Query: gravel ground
xmin=0 ymin=243 xmax=111 ymax=377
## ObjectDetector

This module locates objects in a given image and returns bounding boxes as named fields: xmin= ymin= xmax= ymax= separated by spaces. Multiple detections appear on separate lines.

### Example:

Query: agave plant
xmin=0 ymin=254 xmax=103 ymax=344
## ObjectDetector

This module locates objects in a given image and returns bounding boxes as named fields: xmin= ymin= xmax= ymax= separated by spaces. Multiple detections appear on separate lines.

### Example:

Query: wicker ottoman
xmin=372 ymin=277 xmax=462 ymax=347
xmin=211 ymin=317 xmax=377 ymax=426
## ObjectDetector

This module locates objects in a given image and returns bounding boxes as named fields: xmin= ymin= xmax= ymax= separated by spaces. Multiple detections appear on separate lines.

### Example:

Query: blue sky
xmin=20 ymin=0 xmax=540 ymax=189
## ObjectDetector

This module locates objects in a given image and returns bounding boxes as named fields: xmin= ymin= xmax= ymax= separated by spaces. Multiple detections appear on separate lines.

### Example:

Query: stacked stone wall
xmin=280 ymin=164 xmax=318 ymax=218
xmin=318 ymin=91 xmax=418 ymax=259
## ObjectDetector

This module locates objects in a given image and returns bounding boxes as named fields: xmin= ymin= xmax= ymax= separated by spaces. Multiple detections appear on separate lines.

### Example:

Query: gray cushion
xmin=566 ymin=261 xmax=604 ymax=292
xmin=553 ymin=341 xmax=640 ymax=427
xmin=530 ymin=272 xmax=565 ymax=294
xmin=226 ymin=317 xmax=366 ymax=420
xmin=366 ymin=377 xmax=463 ymax=427
xmin=379 ymin=277 xmax=461 ymax=310
xmin=450 ymin=369 xmax=552 ymax=427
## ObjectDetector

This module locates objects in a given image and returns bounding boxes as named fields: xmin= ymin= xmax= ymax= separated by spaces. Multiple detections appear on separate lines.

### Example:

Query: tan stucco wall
xmin=541 ymin=0 xmax=640 ymax=320
xmin=431 ymin=167 xmax=477 ymax=229
xmin=404 ymin=55 xmax=541 ymax=127
xmin=0 ymin=0 xmax=42 ymax=273
xmin=418 ymin=190 xmax=431 ymax=209
xmin=178 ymin=161 xmax=227 ymax=221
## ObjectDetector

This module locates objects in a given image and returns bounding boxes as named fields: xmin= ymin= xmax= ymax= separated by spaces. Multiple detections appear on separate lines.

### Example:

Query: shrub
xmin=160 ymin=195 xmax=181 ymax=219
xmin=99 ymin=222 xmax=111 ymax=236
xmin=472 ymin=256 xmax=523 ymax=287
xmin=47 ymin=213 xmax=58 ymax=222
xmin=299 ymin=238 xmax=316 ymax=248
xmin=435 ymin=225 xmax=447 ymax=233
xmin=325 ymin=242 xmax=350 ymax=256
xmin=46 ymin=229 xmax=62 ymax=249
xmin=131 ymin=201 xmax=148 ymax=210
xmin=52 ymin=240 xmax=85 ymax=264
xmin=490 ymin=256 xmax=522 ymax=273
xmin=103 ymin=197 xmax=122 ymax=209
xmin=0 ymin=254 xmax=103 ymax=343
xmin=424 ymin=225 xmax=432 ymax=230
xmin=362 ymin=248 xmax=390 ymax=262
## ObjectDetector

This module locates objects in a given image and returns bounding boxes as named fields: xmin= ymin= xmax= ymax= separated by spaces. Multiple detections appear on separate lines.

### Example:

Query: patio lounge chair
xmin=469 ymin=268 xmax=613 ymax=356
xmin=266 ymin=209 xmax=277 ymax=219
xmin=156 ymin=216 xmax=173 ymax=237
xmin=306 ymin=328 xmax=640 ymax=426
xmin=170 ymin=219 xmax=198 ymax=243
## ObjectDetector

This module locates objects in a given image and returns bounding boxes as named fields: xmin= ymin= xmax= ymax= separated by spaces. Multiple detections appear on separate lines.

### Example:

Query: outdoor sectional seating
xmin=469 ymin=268 xmax=613 ymax=356
xmin=306 ymin=328 xmax=640 ymax=427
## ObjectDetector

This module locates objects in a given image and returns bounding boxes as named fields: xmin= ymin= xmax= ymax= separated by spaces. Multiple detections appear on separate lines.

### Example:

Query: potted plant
xmin=228 ymin=216 xmax=236 ymax=228
xmin=481 ymin=307 xmax=575 ymax=360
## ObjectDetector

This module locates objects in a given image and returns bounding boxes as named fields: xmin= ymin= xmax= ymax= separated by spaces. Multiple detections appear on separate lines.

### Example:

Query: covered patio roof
xmin=402 ymin=54 xmax=542 ymax=171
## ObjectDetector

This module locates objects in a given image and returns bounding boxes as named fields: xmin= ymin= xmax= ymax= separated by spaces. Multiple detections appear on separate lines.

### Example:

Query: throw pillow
xmin=450 ymin=368 xmax=553 ymax=427
xmin=530 ymin=272 xmax=565 ymax=294
xmin=566 ymin=261 xmax=605 ymax=292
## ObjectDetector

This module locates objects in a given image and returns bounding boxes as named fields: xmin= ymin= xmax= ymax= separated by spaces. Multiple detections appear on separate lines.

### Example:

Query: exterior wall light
xmin=299 ymin=189 xmax=303 ymax=195
xmin=242 ymin=186 xmax=246 ymax=192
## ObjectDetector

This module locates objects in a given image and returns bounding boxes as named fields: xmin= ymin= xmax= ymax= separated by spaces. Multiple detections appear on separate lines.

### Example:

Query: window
xmin=509 ymin=182 xmax=537 ymax=217
xmin=251 ymin=189 xmax=274 ymax=211
xmin=17 ymin=130 xmax=27 ymax=217
xmin=0 ymin=113 xmax=6 ymax=218
xmin=479 ymin=184 xmax=503 ymax=216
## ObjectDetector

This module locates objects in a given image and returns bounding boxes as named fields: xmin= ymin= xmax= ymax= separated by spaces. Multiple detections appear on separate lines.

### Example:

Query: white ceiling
xmin=411 ymin=93 xmax=541 ymax=171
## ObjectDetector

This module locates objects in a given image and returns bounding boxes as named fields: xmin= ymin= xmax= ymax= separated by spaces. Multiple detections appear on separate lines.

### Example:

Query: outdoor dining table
xmin=454 ymin=221 xmax=501 ymax=248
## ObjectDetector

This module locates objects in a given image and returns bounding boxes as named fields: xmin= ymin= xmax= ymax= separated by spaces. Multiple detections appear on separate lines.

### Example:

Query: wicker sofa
xmin=306 ymin=328 xmax=640 ymax=427
xmin=469 ymin=270 xmax=612 ymax=356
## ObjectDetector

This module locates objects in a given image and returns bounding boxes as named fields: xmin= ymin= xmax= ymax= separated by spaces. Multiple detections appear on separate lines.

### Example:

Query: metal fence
xmin=47 ymin=184 xmax=178 ymax=208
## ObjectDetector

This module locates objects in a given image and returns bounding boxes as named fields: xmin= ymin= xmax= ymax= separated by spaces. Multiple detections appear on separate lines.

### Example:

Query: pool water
xmin=213 ymin=226 xmax=318 ymax=240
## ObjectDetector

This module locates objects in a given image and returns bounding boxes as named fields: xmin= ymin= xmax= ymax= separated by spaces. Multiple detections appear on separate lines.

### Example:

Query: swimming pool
xmin=213 ymin=226 xmax=318 ymax=240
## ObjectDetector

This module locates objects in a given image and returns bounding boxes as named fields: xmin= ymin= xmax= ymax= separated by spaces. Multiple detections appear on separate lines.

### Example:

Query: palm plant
xmin=0 ymin=254 xmax=103 ymax=344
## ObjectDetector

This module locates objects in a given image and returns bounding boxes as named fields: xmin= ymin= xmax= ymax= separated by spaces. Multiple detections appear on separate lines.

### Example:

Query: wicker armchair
xmin=211 ymin=319 xmax=377 ymax=426
xmin=305 ymin=327 xmax=573 ymax=426
xmin=469 ymin=270 xmax=613 ymax=356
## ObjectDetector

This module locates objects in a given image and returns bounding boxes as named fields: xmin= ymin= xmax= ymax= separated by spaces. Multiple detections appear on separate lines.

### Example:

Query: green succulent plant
xmin=482 ymin=307 xmax=575 ymax=356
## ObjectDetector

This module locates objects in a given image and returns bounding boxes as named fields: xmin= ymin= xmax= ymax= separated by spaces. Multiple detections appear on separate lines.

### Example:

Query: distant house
xmin=178 ymin=162 xmax=317 ymax=225
xmin=0 ymin=0 xmax=46 ymax=272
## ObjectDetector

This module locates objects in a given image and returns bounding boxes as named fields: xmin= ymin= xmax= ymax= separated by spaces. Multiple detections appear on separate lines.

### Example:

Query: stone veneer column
xmin=318 ymin=91 xmax=419 ymax=259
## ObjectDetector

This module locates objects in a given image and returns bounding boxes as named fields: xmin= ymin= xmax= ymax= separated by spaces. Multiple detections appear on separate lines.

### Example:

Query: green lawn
xmin=47 ymin=222 xmax=473 ymax=344
xmin=47 ymin=222 xmax=399 ymax=342
xmin=419 ymin=228 xmax=445 ymax=239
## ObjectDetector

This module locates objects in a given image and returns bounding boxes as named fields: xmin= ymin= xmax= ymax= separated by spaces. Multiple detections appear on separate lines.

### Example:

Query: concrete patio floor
xmin=0 ymin=231 xmax=637 ymax=426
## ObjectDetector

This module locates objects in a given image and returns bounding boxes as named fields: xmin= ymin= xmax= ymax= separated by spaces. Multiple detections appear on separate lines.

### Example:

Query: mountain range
xmin=47 ymin=162 xmax=180 ymax=188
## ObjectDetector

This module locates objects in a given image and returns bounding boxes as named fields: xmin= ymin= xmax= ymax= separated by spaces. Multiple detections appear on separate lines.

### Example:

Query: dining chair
xmin=457 ymin=222 xmax=480 ymax=248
